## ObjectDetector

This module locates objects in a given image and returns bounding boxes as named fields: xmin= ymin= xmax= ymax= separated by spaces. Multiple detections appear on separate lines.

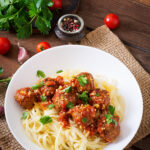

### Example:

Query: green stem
xmin=0 ymin=78 xmax=11 ymax=83
xmin=29 ymin=16 xmax=36 ymax=24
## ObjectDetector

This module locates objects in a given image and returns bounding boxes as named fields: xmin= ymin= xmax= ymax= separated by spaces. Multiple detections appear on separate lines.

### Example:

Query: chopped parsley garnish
xmin=67 ymin=102 xmax=74 ymax=109
xmin=0 ymin=67 xmax=3 ymax=75
xmin=40 ymin=116 xmax=52 ymax=125
xmin=56 ymin=70 xmax=63 ymax=74
xmin=77 ymin=75 xmax=88 ymax=86
xmin=105 ymin=114 xmax=113 ymax=124
xmin=105 ymin=105 xmax=117 ymax=126
xmin=112 ymin=119 xmax=117 ymax=126
xmin=21 ymin=111 xmax=28 ymax=120
xmin=78 ymin=91 xmax=91 ymax=104
xmin=62 ymin=86 xmax=72 ymax=93
xmin=40 ymin=95 xmax=47 ymax=102
xmin=82 ymin=117 xmax=87 ymax=123
xmin=108 ymin=105 xmax=115 ymax=115
xmin=48 ymin=104 xmax=55 ymax=109
xmin=37 ymin=70 xmax=46 ymax=78
xmin=31 ymin=82 xmax=44 ymax=90
xmin=96 ymin=93 xmax=100 ymax=97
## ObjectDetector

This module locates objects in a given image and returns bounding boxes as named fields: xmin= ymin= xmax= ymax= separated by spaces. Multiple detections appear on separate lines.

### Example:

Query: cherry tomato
xmin=36 ymin=41 xmax=51 ymax=53
xmin=0 ymin=37 xmax=10 ymax=55
xmin=49 ymin=0 xmax=62 ymax=10
xmin=104 ymin=13 xmax=119 ymax=29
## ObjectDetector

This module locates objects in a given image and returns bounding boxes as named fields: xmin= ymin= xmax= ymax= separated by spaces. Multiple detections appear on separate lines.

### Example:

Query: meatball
xmin=15 ymin=87 xmax=35 ymax=109
xmin=74 ymin=72 xmax=95 ymax=93
xmin=59 ymin=111 xmax=70 ymax=127
xmin=90 ymin=89 xmax=110 ymax=110
xmin=52 ymin=85 xmax=77 ymax=112
xmin=97 ymin=114 xmax=120 ymax=142
xmin=68 ymin=105 xmax=96 ymax=129
xmin=40 ymin=77 xmax=59 ymax=97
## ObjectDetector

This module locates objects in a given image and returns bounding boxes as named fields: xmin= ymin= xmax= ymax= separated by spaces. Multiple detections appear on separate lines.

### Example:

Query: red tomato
xmin=104 ymin=13 xmax=119 ymax=29
xmin=49 ymin=0 xmax=62 ymax=10
xmin=36 ymin=41 xmax=51 ymax=53
xmin=0 ymin=37 xmax=10 ymax=55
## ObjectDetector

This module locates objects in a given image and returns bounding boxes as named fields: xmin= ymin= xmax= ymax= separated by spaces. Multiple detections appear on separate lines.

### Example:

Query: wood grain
xmin=135 ymin=0 xmax=150 ymax=6
xmin=77 ymin=0 xmax=150 ymax=73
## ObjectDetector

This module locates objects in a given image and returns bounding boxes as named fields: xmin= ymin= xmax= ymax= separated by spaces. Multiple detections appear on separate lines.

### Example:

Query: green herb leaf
xmin=78 ymin=91 xmax=90 ymax=104
xmin=37 ymin=70 xmax=46 ymax=78
xmin=0 ymin=78 xmax=11 ymax=84
xmin=77 ymin=75 xmax=88 ymax=86
xmin=62 ymin=86 xmax=72 ymax=93
xmin=112 ymin=119 xmax=117 ymax=126
xmin=82 ymin=117 xmax=87 ymax=123
xmin=28 ymin=2 xmax=37 ymax=18
xmin=32 ymin=81 xmax=44 ymax=90
xmin=67 ymin=102 xmax=74 ymax=109
xmin=17 ymin=23 xmax=32 ymax=39
xmin=36 ymin=0 xmax=43 ymax=8
xmin=96 ymin=93 xmax=100 ymax=97
xmin=40 ymin=95 xmax=47 ymax=102
xmin=105 ymin=113 xmax=113 ymax=124
xmin=21 ymin=111 xmax=28 ymax=120
xmin=56 ymin=70 xmax=63 ymax=74
xmin=108 ymin=105 xmax=115 ymax=115
xmin=47 ymin=1 xmax=54 ymax=7
xmin=35 ymin=16 xmax=49 ymax=34
xmin=0 ymin=67 xmax=4 ymax=75
xmin=40 ymin=115 xmax=52 ymax=125
xmin=48 ymin=104 xmax=55 ymax=109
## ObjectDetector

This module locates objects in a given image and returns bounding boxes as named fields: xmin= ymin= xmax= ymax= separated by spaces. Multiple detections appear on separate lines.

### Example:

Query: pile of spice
xmin=60 ymin=16 xmax=81 ymax=32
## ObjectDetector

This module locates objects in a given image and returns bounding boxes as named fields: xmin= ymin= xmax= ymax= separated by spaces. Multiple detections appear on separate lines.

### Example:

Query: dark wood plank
xmin=77 ymin=0 xmax=150 ymax=73
xmin=135 ymin=0 xmax=150 ymax=6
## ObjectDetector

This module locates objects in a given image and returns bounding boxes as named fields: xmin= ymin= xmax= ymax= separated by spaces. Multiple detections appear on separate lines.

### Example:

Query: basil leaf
xmin=56 ymin=70 xmax=63 ymax=74
xmin=77 ymin=75 xmax=88 ymax=86
xmin=21 ymin=111 xmax=28 ymax=120
xmin=108 ymin=105 xmax=115 ymax=115
xmin=37 ymin=70 xmax=46 ymax=78
xmin=40 ymin=95 xmax=47 ymax=102
xmin=0 ymin=67 xmax=4 ymax=75
xmin=96 ymin=93 xmax=100 ymax=97
xmin=82 ymin=117 xmax=87 ymax=123
xmin=48 ymin=104 xmax=55 ymax=109
xmin=67 ymin=102 xmax=74 ymax=109
xmin=32 ymin=82 xmax=44 ymax=90
xmin=40 ymin=116 xmax=52 ymax=125
xmin=78 ymin=91 xmax=90 ymax=104
xmin=62 ymin=86 xmax=72 ymax=93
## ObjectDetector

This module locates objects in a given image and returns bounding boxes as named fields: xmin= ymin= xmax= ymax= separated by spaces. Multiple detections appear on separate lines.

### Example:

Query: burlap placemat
xmin=0 ymin=25 xmax=150 ymax=150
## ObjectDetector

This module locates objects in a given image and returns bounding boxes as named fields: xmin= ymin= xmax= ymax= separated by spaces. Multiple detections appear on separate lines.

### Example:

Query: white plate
xmin=5 ymin=45 xmax=143 ymax=150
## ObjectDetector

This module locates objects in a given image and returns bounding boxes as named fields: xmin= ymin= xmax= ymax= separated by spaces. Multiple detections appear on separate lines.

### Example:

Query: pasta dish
xmin=14 ymin=70 xmax=124 ymax=150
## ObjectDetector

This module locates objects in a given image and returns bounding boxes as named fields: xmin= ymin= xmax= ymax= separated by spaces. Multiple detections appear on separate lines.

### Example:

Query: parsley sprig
xmin=105 ymin=105 xmax=117 ymax=126
xmin=77 ymin=75 xmax=88 ymax=86
xmin=0 ymin=0 xmax=54 ymax=39
xmin=78 ymin=91 xmax=91 ymax=104
xmin=40 ymin=115 xmax=52 ymax=125
xmin=62 ymin=86 xmax=72 ymax=93
xmin=37 ymin=70 xmax=46 ymax=78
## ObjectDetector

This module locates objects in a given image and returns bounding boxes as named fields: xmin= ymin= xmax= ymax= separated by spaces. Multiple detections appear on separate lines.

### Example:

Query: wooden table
xmin=0 ymin=1 xmax=150 ymax=149
xmin=1 ymin=0 xmax=150 ymax=79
